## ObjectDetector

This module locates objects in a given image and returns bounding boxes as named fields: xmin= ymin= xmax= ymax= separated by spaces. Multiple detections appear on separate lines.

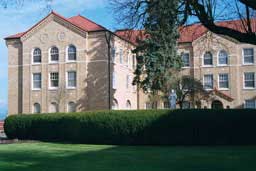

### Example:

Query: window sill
xmin=49 ymin=61 xmax=59 ymax=64
xmin=32 ymin=89 xmax=41 ymax=91
xmin=217 ymin=64 xmax=229 ymax=67
xmin=66 ymin=87 xmax=76 ymax=90
xmin=182 ymin=66 xmax=190 ymax=69
xmin=218 ymin=88 xmax=229 ymax=91
xmin=243 ymin=88 xmax=256 ymax=90
xmin=31 ymin=63 xmax=41 ymax=66
xmin=66 ymin=60 xmax=77 ymax=63
xmin=202 ymin=65 xmax=214 ymax=68
xmin=242 ymin=63 xmax=254 ymax=66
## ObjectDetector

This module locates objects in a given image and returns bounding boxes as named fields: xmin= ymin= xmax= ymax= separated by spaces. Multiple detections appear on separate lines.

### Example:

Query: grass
xmin=0 ymin=143 xmax=256 ymax=171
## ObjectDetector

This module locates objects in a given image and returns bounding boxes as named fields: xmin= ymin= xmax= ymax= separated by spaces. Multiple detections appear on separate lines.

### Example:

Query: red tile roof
xmin=116 ymin=20 xmax=256 ymax=44
xmin=5 ymin=11 xmax=107 ymax=39
xmin=68 ymin=15 xmax=106 ymax=32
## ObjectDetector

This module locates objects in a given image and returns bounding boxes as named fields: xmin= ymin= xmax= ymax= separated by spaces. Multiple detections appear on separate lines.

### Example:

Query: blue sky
xmin=0 ymin=0 xmax=118 ymax=116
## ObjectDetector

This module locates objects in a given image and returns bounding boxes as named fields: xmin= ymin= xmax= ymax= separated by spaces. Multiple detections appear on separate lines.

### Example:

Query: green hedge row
xmin=4 ymin=109 xmax=256 ymax=145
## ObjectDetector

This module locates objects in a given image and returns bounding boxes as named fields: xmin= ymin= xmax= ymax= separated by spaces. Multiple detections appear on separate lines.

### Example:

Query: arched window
xmin=49 ymin=102 xmax=58 ymax=113
xmin=68 ymin=102 xmax=76 ymax=112
xmin=33 ymin=48 xmax=41 ymax=63
xmin=126 ymin=100 xmax=131 ymax=110
xmin=33 ymin=103 xmax=41 ymax=114
xmin=203 ymin=52 xmax=213 ymax=66
xmin=50 ymin=46 xmax=59 ymax=62
xmin=112 ymin=99 xmax=119 ymax=110
xmin=68 ymin=45 xmax=76 ymax=61
xmin=218 ymin=50 xmax=228 ymax=65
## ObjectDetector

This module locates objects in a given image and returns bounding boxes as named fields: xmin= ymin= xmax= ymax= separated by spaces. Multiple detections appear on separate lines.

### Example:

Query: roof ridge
xmin=70 ymin=14 xmax=107 ymax=30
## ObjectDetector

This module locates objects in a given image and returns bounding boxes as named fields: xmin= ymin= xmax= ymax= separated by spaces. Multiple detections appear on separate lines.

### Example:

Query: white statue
xmin=169 ymin=89 xmax=177 ymax=109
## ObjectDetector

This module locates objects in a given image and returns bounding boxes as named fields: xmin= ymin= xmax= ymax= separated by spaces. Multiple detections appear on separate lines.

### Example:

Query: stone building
xmin=6 ymin=11 xmax=138 ymax=115
xmin=116 ymin=21 xmax=256 ymax=109
xmin=5 ymin=12 xmax=256 ymax=115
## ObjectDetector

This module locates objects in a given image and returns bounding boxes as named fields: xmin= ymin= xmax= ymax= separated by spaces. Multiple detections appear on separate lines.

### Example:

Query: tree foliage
xmin=131 ymin=0 xmax=181 ymax=93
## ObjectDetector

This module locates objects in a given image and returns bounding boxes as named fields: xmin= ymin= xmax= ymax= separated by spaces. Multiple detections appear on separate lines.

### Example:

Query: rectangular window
xmin=204 ymin=74 xmax=213 ymax=89
xmin=244 ymin=100 xmax=256 ymax=109
xmin=244 ymin=72 xmax=255 ymax=88
xmin=120 ymin=49 xmax=123 ymax=64
xmin=111 ymin=48 xmax=116 ymax=62
xmin=112 ymin=72 xmax=117 ymax=89
xmin=67 ymin=71 xmax=76 ymax=88
xmin=219 ymin=74 xmax=229 ymax=89
xmin=49 ymin=72 xmax=59 ymax=88
xmin=126 ymin=75 xmax=130 ymax=89
xmin=132 ymin=55 xmax=136 ymax=70
xmin=33 ymin=73 xmax=41 ymax=89
xmin=243 ymin=48 xmax=254 ymax=64
xmin=182 ymin=53 xmax=190 ymax=67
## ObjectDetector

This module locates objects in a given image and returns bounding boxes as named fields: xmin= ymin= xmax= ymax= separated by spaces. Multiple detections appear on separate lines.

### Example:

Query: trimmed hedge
xmin=4 ymin=109 xmax=256 ymax=145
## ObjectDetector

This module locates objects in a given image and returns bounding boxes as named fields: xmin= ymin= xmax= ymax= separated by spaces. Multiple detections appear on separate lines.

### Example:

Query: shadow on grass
xmin=0 ymin=143 xmax=256 ymax=171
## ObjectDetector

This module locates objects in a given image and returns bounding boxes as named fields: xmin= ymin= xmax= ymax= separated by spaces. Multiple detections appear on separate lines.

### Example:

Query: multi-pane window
xmin=50 ymin=72 xmax=59 ymax=88
xmin=218 ymin=50 xmax=228 ymax=65
xmin=120 ymin=49 xmax=123 ymax=64
xmin=33 ymin=73 xmax=41 ymax=89
xmin=68 ymin=102 xmax=76 ymax=112
xmin=132 ymin=55 xmax=136 ymax=70
xmin=219 ymin=74 xmax=229 ymax=89
xmin=111 ymin=47 xmax=116 ymax=62
xmin=67 ymin=71 xmax=76 ymax=88
xmin=244 ymin=100 xmax=256 ymax=109
xmin=243 ymin=48 xmax=254 ymax=64
xmin=204 ymin=74 xmax=214 ymax=89
xmin=182 ymin=53 xmax=190 ymax=67
xmin=33 ymin=103 xmax=41 ymax=114
xmin=50 ymin=47 xmax=59 ymax=62
xmin=126 ymin=75 xmax=130 ymax=89
xmin=68 ymin=45 xmax=76 ymax=61
xmin=204 ymin=52 xmax=213 ymax=66
xmin=244 ymin=72 xmax=255 ymax=88
xmin=33 ymin=48 xmax=41 ymax=63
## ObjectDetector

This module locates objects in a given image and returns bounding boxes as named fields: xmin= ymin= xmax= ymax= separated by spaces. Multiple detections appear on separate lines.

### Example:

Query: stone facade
xmin=6 ymin=12 xmax=138 ymax=115
xmin=6 ymin=12 xmax=256 ymax=115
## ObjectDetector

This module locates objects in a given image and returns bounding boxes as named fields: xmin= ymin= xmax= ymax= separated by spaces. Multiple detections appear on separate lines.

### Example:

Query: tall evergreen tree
xmin=133 ymin=0 xmax=181 ymax=94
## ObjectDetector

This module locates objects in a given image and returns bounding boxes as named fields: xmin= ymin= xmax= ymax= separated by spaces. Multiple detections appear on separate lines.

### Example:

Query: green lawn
xmin=0 ymin=143 xmax=256 ymax=171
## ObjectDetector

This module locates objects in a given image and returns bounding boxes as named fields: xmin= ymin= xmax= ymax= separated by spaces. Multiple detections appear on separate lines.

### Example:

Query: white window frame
xmin=49 ymin=46 xmax=59 ymax=63
xmin=111 ymin=47 xmax=116 ymax=63
xmin=112 ymin=72 xmax=117 ymax=89
xmin=32 ymin=73 xmax=42 ymax=90
xmin=66 ymin=45 xmax=77 ymax=62
xmin=49 ymin=72 xmax=59 ymax=90
xmin=32 ymin=48 xmax=42 ymax=65
xmin=33 ymin=103 xmax=41 ymax=114
xmin=217 ymin=50 xmax=228 ymax=66
xmin=132 ymin=54 xmax=136 ymax=70
xmin=218 ymin=73 xmax=229 ymax=90
xmin=243 ymin=72 xmax=255 ymax=89
xmin=119 ymin=49 xmax=123 ymax=64
xmin=243 ymin=48 xmax=254 ymax=65
xmin=66 ymin=71 xmax=77 ymax=89
xmin=244 ymin=100 xmax=256 ymax=109
xmin=203 ymin=74 xmax=214 ymax=90
xmin=126 ymin=75 xmax=130 ymax=89
xmin=202 ymin=52 xmax=214 ymax=67
xmin=181 ymin=52 xmax=190 ymax=68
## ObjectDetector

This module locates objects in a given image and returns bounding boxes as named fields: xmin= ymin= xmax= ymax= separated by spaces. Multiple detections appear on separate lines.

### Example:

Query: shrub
xmin=4 ymin=109 xmax=256 ymax=145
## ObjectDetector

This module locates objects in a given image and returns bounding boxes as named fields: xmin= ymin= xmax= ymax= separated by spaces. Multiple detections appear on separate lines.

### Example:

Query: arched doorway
xmin=211 ymin=100 xmax=223 ymax=109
